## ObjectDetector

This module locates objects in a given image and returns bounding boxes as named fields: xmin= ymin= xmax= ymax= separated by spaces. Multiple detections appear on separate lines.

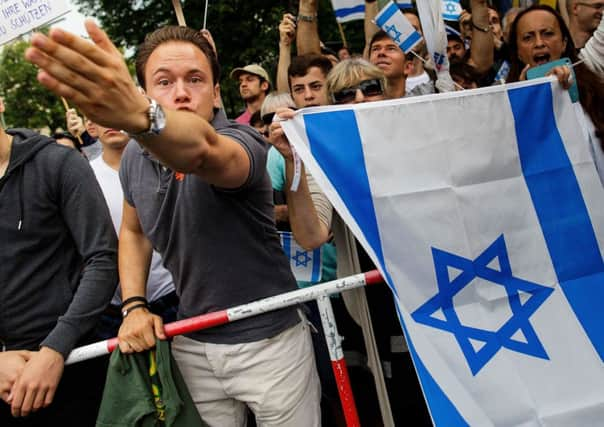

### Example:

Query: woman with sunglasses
xmin=327 ymin=58 xmax=388 ymax=105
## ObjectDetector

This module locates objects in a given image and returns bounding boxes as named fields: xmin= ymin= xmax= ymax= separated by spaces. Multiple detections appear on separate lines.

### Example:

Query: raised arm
xmin=25 ymin=21 xmax=250 ymax=189
xmin=277 ymin=13 xmax=296 ymax=93
xmin=296 ymin=0 xmax=321 ymax=55
xmin=467 ymin=0 xmax=494 ymax=74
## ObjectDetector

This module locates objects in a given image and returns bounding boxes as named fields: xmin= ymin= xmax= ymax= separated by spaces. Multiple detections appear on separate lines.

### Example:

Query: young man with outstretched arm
xmin=26 ymin=22 xmax=320 ymax=426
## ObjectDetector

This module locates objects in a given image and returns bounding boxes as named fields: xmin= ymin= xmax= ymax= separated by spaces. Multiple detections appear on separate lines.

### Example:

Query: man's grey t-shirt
xmin=120 ymin=111 xmax=299 ymax=344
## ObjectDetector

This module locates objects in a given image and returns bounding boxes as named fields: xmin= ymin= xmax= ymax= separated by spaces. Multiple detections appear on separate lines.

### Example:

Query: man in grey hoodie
xmin=0 ymin=121 xmax=118 ymax=424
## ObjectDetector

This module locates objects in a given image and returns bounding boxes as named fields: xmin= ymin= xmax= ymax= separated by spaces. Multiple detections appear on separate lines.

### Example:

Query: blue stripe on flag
xmin=401 ymin=31 xmax=422 ymax=53
xmin=508 ymin=82 xmax=604 ymax=361
xmin=397 ymin=2 xmax=414 ymax=9
xmin=282 ymin=231 xmax=291 ymax=259
xmin=312 ymin=247 xmax=322 ymax=282
xmin=335 ymin=4 xmax=365 ymax=18
xmin=375 ymin=1 xmax=400 ymax=27
xmin=395 ymin=304 xmax=469 ymax=426
xmin=304 ymin=110 xmax=387 ymax=270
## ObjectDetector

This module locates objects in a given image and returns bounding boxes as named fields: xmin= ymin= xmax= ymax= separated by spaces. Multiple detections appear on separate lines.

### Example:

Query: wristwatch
xmin=129 ymin=97 xmax=166 ymax=138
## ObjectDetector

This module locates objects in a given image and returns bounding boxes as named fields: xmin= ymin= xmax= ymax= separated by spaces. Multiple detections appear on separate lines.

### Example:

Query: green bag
xmin=96 ymin=340 xmax=206 ymax=427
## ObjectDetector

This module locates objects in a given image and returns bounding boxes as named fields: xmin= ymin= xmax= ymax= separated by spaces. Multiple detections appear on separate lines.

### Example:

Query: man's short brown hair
xmin=135 ymin=26 xmax=220 ymax=89
xmin=287 ymin=54 xmax=333 ymax=85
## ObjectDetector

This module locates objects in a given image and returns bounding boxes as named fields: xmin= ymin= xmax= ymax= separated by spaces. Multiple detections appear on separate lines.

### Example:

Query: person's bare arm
xmin=117 ymin=201 xmax=165 ymax=354
xmin=270 ymin=109 xmax=329 ymax=250
xmin=277 ymin=13 xmax=296 ymax=93
xmin=467 ymin=0 xmax=494 ymax=74
xmin=296 ymin=0 xmax=321 ymax=55
xmin=25 ymin=21 xmax=250 ymax=189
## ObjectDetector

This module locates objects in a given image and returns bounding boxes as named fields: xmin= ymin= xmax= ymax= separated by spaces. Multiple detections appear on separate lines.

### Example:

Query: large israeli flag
xmin=281 ymin=78 xmax=604 ymax=426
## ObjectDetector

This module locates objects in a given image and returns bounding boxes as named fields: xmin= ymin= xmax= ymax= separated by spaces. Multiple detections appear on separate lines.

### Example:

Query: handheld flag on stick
xmin=441 ymin=0 xmax=462 ymax=21
xmin=374 ymin=1 xmax=423 ymax=54
xmin=416 ymin=0 xmax=455 ymax=91
xmin=331 ymin=0 xmax=415 ymax=23
xmin=331 ymin=0 xmax=366 ymax=23
xmin=281 ymin=78 xmax=604 ymax=426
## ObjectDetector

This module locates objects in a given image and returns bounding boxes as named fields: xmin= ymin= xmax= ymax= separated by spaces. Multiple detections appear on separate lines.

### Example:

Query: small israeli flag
xmin=279 ymin=231 xmax=322 ymax=283
xmin=375 ymin=0 xmax=423 ymax=53
xmin=442 ymin=0 xmax=462 ymax=21
xmin=331 ymin=0 xmax=365 ymax=23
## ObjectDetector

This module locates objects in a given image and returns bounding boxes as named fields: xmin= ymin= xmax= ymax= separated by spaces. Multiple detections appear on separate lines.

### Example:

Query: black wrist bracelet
xmin=472 ymin=21 xmax=490 ymax=33
xmin=121 ymin=296 xmax=148 ymax=309
xmin=122 ymin=303 xmax=149 ymax=319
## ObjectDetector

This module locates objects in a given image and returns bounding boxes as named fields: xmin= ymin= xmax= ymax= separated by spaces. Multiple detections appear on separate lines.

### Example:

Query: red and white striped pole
xmin=316 ymin=295 xmax=361 ymax=427
xmin=65 ymin=270 xmax=383 ymax=365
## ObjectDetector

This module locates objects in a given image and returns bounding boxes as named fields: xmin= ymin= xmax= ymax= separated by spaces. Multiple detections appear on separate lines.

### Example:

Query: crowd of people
xmin=0 ymin=0 xmax=602 ymax=425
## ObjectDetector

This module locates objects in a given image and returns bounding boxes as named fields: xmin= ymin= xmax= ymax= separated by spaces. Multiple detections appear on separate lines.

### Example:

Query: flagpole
xmin=203 ymin=0 xmax=209 ymax=29
xmin=171 ymin=0 xmax=187 ymax=26
xmin=337 ymin=21 xmax=348 ymax=48
xmin=65 ymin=270 xmax=383 ymax=364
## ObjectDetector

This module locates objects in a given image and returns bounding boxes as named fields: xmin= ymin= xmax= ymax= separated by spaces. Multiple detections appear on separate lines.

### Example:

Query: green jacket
xmin=96 ymin=340 xmax=205 ymax=426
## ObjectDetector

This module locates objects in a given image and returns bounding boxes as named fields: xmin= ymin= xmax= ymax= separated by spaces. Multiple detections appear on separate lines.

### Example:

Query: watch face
xmin=152 ymin=103 xmax=167 ymax=134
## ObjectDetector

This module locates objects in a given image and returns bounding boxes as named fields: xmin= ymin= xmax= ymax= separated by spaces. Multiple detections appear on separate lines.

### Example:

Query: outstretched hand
xmin=25 ymin=20 xmax=149 ymax=135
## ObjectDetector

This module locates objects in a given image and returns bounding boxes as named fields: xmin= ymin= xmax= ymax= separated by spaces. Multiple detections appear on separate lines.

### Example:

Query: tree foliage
xmin=73 ymin=0 xmax=365 ymax=116
xmin=0 ymin=38 xmax=67 ymax=131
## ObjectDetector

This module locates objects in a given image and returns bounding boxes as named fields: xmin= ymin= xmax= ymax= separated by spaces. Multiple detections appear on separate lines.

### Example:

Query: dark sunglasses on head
xmin=261 ymin=112 xmax=276 ymax=126
xmin=332 ymin=78 xmax=384 ymax=104
xmin=261 ymin=108 xmax=297 ymax=126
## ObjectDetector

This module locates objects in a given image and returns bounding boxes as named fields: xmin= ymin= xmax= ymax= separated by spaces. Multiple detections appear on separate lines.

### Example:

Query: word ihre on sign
xmin=0 ymin=0 xmax=70 ymax=46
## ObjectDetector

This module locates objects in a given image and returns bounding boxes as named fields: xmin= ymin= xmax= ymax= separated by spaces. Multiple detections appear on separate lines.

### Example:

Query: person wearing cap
xmin=230 ymin=64 xmax=271 ymax=125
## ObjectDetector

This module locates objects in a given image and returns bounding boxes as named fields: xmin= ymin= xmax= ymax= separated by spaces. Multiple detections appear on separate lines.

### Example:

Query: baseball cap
xmin=230 ymin=64 xmax=271 ymax=86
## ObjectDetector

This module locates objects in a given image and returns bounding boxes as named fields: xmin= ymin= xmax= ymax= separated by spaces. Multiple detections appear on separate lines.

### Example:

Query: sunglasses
xmin=261 ymin=108 xmax=298 ymax=126
xmin=261 ymin=112 xmax=276 ymax=126
xmin=332 ymin=78 xmax=384 ymax=104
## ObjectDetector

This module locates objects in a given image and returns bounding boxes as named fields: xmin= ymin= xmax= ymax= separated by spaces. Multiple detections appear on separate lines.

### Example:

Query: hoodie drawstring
xmin=17 ymin=165 xmax=24 ymax=231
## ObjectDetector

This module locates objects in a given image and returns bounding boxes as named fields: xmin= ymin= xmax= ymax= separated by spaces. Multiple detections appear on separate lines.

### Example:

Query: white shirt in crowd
xmin=90 ymin=156 xmax=175 ymax=305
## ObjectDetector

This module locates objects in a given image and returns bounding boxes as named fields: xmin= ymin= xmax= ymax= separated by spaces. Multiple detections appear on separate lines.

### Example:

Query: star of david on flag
xmin=282 ymin=78 xmax=604 ymax=425
xmin=279 ymin=231 xmax=322 ymax=283
xmin=375 ymin=1 xmax=423 ymax=53
xmin=412 ymin=235 xmax=553 ymax=375
xmin=442 ymin=0 xmax=462 ymax=21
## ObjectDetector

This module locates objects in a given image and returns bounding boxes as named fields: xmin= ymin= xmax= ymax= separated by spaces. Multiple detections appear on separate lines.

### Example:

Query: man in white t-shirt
xmin=89 ymin=124 xmax=178 ymax=339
